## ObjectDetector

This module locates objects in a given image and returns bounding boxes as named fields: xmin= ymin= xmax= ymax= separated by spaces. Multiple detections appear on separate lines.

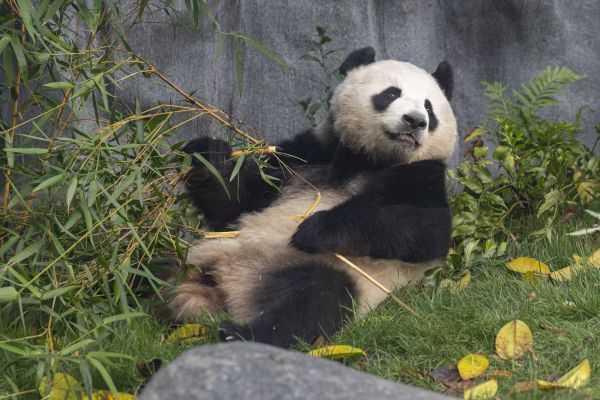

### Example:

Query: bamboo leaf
xmin=0 ymin=287 xmax=19 ymax=303
xmin=233 ymin=37 xmax=244 ymax=96
xmin=66 ymin=176 xmax=78 ymax=209
xmin=43 ymin=81 xmax=74 ymax=89
xmin=233 ymin=32 xmax=289 ymax=70
xmin=192 ymin=153 xmax=230 ymax=197
xmin=7 ymin=241 xmax=44 ymax=265
xmin=33 ymin=173 xmax=64 ymax=192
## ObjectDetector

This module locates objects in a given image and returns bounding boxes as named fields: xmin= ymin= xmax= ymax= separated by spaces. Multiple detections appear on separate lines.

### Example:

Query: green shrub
xmin=446 ymin=67 xmax=599 ymax=274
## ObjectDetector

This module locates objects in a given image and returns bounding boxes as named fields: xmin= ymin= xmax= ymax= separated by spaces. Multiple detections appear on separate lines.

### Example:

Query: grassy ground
xmin=2 ymin=210 xmax=599 ymax=399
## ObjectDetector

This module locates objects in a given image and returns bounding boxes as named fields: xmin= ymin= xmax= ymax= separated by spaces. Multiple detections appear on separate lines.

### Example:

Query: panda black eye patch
xmin=425 ymin=99 xmax=438 ymax=132
xmin=371 ymin=86 xmax=402 ymax=112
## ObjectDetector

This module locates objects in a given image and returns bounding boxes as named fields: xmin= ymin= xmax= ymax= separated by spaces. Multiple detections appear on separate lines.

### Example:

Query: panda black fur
xmin=167 ymin=47 xmax=457 ymax=348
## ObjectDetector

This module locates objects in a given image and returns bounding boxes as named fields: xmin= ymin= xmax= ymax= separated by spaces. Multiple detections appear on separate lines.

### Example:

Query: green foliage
xmin=0 ymin=0 xmax=288 ymax=396
xmin=298 ymin=26 xmax=344 ymax=126
xmin=446 ymin=66 xmax=599 ymax=276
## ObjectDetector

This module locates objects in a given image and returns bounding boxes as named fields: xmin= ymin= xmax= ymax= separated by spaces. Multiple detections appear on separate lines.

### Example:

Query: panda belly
xmin=175 ymin=173 xmax=436 ymax=323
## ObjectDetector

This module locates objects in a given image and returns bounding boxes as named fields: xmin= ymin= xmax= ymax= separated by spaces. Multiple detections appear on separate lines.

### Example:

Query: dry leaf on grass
xmin=463 ymin=379 xmax=498 ymax=400
xmin=538 ymin=359 xmax=590 ymax=390
xmin=307 ymin=345 xmax=366 ymax=360
xmin=450 ymin=271 xmax=472 ymax=294
xmin=428 ymin=365 xmax=475 ymax=391
xmin=512 ymin=381 xmax=537 ymax=392
xmin=506 ymin=257 xmax=550 ymax=274
xmin=457 ymin=354 xmax=489 ymax=380
xmin=167 ymin=323 xmax=208 ymax=342
xmin=495 ymin=319 xmax=533 ymax=360
xmin=39 ymin=373 xmax=135 ymax=400
xmin=488 ymin=369 xmax=512 ymax=378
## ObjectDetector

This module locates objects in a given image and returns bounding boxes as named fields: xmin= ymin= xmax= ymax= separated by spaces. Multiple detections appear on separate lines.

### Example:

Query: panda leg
xmin=218 ymin=262 xmax=357 ymax=348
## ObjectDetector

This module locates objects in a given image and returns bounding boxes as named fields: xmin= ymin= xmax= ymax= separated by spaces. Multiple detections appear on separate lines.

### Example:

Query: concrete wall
xmin=117 ymin=0 xmax=600 ymax=165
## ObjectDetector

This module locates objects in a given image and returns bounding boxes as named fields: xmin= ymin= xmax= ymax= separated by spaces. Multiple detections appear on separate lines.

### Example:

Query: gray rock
xmin=140 ymin=342 xmax=449 ymax=400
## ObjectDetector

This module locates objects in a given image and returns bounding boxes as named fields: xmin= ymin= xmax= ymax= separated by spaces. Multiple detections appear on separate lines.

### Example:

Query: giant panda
xmin=166 ymin=47 xmax=457 ymax=348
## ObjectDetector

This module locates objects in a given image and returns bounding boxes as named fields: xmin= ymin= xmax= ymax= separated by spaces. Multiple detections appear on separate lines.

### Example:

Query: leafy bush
xmin=446 ymin=67 xmax=599 ymax=273
xmin=0 ymin=0 xmax=287 ymax=396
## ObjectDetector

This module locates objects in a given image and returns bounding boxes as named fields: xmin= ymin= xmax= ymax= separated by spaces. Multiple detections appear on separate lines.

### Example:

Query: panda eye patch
xmin=424 ymin=100 xmax=432 ymax=112
xmin=424 ymin=99 xmax=438 ymax=132
xmin=371 ymin=86 xmax=402 ymax=112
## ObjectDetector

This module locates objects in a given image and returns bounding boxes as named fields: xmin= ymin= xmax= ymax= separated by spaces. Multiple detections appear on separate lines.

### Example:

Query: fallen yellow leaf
xmin=457 ymin=354 xmax=489 ymax=380
xmin=90 ymin=392 xmax=136 ymax=400
xmin=588 ymin=248 xmax=600 ymax=267
xmin=495 ymin=320 xmax=533 ymax=360
xmin=538 ymin=359 xmax=590 ymax=390
xmin=464 ymin=379 xmax=498 ymax=400
xmin=39 ymin=373 xmax=83 ymax=400
xmin=523 ymin=271 xmax=542 ymax=287
xmin=167 ymin=323 xmax=208 ymax=342
xmin=550 ymin=265 xmax=581 ymax=281
xmin=507 ymin=257 xmax=550 ymax=274
xmin=307 ymin=345 xmax=366 ymax=360
xmin=512 ymin=381 xmax=537 ymax=392
xmin=39 ymin=373 xmax=134 ymax=400
xmin=450 ymin=271 xmax=472 ymax=294
xmin=577 ymin=181 xmax=597 ymax=205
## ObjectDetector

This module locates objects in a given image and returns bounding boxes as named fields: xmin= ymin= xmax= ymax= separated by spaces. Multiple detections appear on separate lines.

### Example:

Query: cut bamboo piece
xmin=202 ymin=231 xmax=241 ymax=239
xmin=334 ymin=253 xmax=426 ymax=322
xmin=293 ymin=192 xmax=322 ymax=222
xmin=230 ymin=146 xmax=277 ymax=158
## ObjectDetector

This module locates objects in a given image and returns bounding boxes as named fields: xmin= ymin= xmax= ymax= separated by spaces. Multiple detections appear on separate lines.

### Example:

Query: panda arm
xmin=184 ymin=137 xmax=283 ymax=230
xmin=290 ymin=160 xmax=452 ymax=262
xmin=276 ymin=129 xmax=338 ymax=165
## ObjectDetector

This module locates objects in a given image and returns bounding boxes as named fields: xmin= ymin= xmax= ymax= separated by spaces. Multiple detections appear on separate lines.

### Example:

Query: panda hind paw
xmin=218 ymin=320 xmax=248 ymax=343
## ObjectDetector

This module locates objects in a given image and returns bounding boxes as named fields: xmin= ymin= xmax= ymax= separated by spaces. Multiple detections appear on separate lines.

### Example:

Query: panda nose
xmin=402 ymin=113 xmax=427 ymax=130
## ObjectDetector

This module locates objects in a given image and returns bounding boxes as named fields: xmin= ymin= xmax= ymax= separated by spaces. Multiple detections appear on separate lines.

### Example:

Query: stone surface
xmin=115 ymin=0 xmax=600 ymax=166
xmin=140 ymin=342 xmax=449 ymax=400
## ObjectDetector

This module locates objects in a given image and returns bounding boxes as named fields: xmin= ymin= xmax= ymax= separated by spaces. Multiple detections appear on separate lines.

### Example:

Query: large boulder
xmin=140 ymin=342 xmax=449 ymax=400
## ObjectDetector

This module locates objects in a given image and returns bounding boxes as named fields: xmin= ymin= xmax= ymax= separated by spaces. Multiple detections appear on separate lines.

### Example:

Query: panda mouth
xmin=386 ymin=131 xmax=419 ymax=146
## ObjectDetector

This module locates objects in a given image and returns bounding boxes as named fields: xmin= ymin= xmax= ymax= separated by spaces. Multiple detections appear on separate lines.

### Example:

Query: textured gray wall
xmin=117 ymin=0 xmax=600 ymax=165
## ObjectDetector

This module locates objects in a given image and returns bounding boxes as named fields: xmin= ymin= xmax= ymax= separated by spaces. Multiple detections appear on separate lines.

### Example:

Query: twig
xmin=334 ymin=253 xmax=426 ymax=323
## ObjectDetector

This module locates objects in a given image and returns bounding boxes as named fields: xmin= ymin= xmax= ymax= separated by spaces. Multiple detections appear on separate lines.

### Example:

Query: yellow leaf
xmin=307 ymin=345 xmax=366 ymax=360
xmin=538 ymin=359 xmax=591 ymax=390
xmin=167 ymin=323 xmax=208 ymax=342
xmin=90 ymin=391 xmax=136 ymax=400
xmin=464 ymin=379 xmax=498 ymax=400
xmin=39 ymin=373 xmax=83 ymax=400
xmin=457 ymin=354 xmax=489 ymax=380
xmin=523 ymin=271 xmax=542 ymax=287
xmin=588 ymin=248 xmax=600 ymax=268
xmin=550 ymin=266 xmax=580 ymax=281
xmin=577 ymin=181 xmax=598 ymax=205
xmin=506 ymin=257 xmax=550 ymax=274
xmin=495 ymin=320 xmax=533 ymax=360
xmin=450 ymin=272 xmax=471 ymax=294
xmin=512 ymin=381 xmax=537 ymax=392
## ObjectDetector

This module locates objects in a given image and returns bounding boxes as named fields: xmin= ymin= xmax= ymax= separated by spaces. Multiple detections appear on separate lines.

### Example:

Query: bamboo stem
xmin=2 ymin=23 xmax=25 ymax=219
xmin=334 ymin=253 xmax=426 ymax=322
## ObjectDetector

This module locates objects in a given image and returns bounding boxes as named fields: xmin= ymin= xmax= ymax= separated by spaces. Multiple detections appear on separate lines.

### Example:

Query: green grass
xmin=1 ymin=210 xmax=599 ymax=399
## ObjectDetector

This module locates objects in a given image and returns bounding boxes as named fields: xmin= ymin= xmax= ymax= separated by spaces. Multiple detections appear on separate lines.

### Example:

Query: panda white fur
xmin=167 ymin=47 xmax=457 ymax=348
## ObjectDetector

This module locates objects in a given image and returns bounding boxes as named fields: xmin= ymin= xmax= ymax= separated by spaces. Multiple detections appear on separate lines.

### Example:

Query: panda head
xmin=329 ymin=47 xmax=457 ymax=164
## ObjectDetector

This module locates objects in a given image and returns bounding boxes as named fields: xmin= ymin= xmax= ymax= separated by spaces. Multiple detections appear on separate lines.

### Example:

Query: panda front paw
xmin=183 ymin=137 xmax=232 ymax=168
xmin=290 ymin=211 xmax=330 ymax=253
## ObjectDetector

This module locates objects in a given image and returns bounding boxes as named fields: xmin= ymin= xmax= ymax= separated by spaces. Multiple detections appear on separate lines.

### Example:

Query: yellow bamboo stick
xmin=334 ymin=253 xmax=426 ymax=322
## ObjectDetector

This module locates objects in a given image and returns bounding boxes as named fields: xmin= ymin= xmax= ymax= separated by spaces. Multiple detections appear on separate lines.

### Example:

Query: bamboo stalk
xmin=230 ymin=146 xmax=277 ymax=158
xmin=334 ymin=253 xmax=426 ymax=322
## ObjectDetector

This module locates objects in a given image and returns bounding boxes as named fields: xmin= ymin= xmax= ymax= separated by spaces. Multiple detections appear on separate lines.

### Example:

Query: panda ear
xmin=432 ymin=61 xmax=453 ymax=100
xmin=338 ymin=47 xmax=376 ymax=76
